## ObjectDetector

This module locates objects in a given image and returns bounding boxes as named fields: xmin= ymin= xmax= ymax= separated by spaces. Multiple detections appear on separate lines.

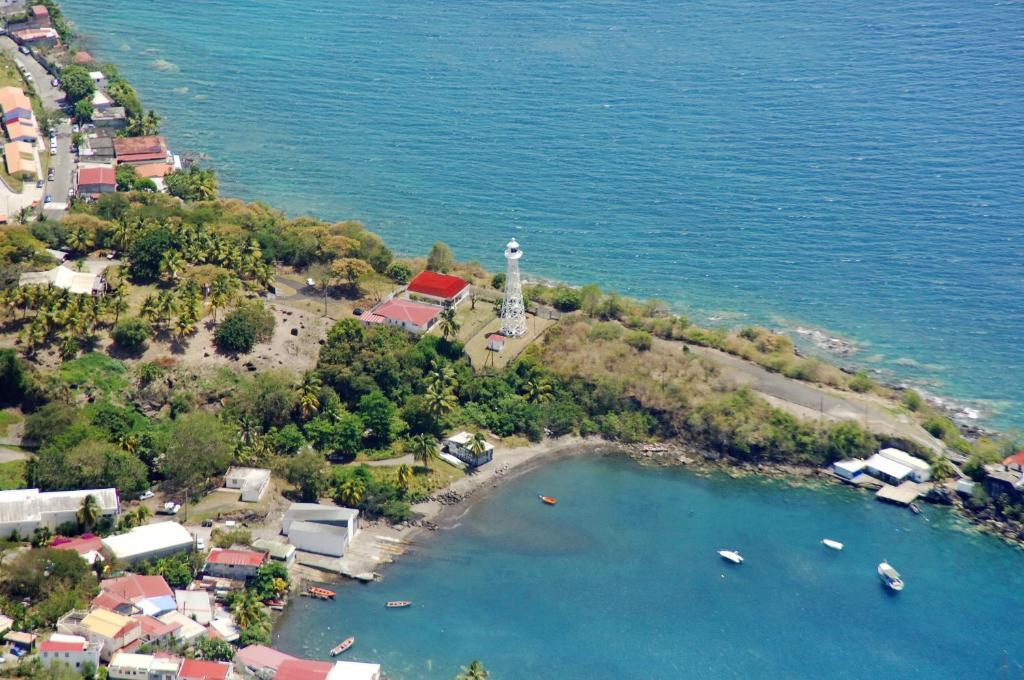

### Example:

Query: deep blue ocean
xmin=61 ymin=0 xmax=1023 ymax=429
xmin=272 ymin=456 xmax=1024 ymax=679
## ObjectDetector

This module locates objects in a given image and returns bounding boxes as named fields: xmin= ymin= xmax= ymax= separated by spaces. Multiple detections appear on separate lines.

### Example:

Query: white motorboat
xmin=718 ymin=550 xmax=743 ymax=564
xmin=878 ymin=561 xmax=904 ymax=591
xmin=822 ymin=539 xmax=844 ymax=551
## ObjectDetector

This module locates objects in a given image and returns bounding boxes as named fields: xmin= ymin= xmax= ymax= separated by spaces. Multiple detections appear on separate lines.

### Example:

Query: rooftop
xmin=368 ymin=298 xmax=441 ymax=328
xmin=1002 ymin=451 xmax=1024 ymax=468
xmin=206 ymin=547 xmax=267 ymax=567
xmin=237 ymin=645 xmax=296 ymax=672
xmin=275 ymin=659 xmax=335 ymax=680
xmin=101 ymin=521 xmax=193 ymax=562
xmin=407 ymin=270 xmax=469 ymax=300
xmin=284 ymin=503 xmax=359 ymax=525
xmin=865 ymin=453 xmax=912 ymax=481
xmin=288 ymin=519 xmax=350 ymax=538
xmin=252 ymin=538 xmax=296 ymax=561
xmin=81 ymin=608 xmax=135 ymax=640
xmin=113 ymin=135 xmax=167 ymax=159
xmin=877 ymin=447 xmax=930 ymax=471
xmin=40 ymin=638 xmax=86 ymax=653
xmin=78 ymin=166 xmax=115 ymax=186
xmin=101 ymin=574 xmax=174 ymax=602
xmin=179 ymin=658 xmax=231 ymax=680
xmin=0 ymin=488 xmax=118 ymax=524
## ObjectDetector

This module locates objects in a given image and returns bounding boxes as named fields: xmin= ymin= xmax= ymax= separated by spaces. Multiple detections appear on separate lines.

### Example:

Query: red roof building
xmin=101 ymin=574 xmax=174 ymax=603
xmin=362 ymin=298 xmax=441 ymax=334
xmin=113 ymin=135 xmax=169 ymax=165
xmin=204 ymin=548 xmax=267 ymax=579
xmin=1003 ymin=451 xmax=1024 ymax=468
xmin=51 ymin=534 xmax=103 ymax=555
xmin=77 ymin=166 xmax=116 ymax=196
xmin=237 ymin=645 xmax=296 ymax=675
xmin=40 ymin=640 xmax=85 ymax=653
xmin=275 ymin=659 xmax=336 ymax=680
xmin=407 ymin=270 xmax=470 ymax=305
xmin=73 ymin=51 xmax=94 ymax=64
xmin=178 ymin=659 xmax=231 ymax=680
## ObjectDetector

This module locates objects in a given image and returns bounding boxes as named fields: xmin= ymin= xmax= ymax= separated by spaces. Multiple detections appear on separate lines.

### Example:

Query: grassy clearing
xmin=0 ymin=460 xmax=27 ymax=490
xmin=0 ymin=410 xmax=20 ymax=437
xmin=59 ymin=352 xmax=130 ymax=396
xmin=365 ymin=459 xmax=464 ymax=498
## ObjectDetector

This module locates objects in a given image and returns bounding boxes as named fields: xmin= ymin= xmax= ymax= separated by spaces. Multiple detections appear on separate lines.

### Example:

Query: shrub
xmin=215 ymin=302 xmax=275 ymax=354
xmin=901 ymin=389 xmax=923 ymax=411
xmin=624 ymin=330 xmax=653 ymax=352
xmin=384 ymin=262 xmax=413 ymax=283
xmin=552 ymin=288 xmax=583 ymax=312
xmin=848 ymin=372 xmax=874 ymax=393
xmin=426 ymin=242 xmax=454 ymax=273
xmin=491 ymin=273 xmax=505 ymax=290
xmin=111 ymin=317 xmax=152 ymax=349
xmin=0 ymin=349 xmax=28 ymax=407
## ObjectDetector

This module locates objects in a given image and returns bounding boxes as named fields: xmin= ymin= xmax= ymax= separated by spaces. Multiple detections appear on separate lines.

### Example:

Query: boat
xmin=718 ymin=550 xmax=743 ymax=564
xmin=878 ymin=561 xmax=904 ymax=591
xmin=385 ymin=600 xmax=412 ymax=608
xmin=821 ymin=539 xmax=844 ymax=551
xmin=910 ymin=503 xmax=921 ymax=515
xmin=330 ymin=637 xmax=354 ymax=656
xmin=304 ymin=586 xmax=336 ymax=600
xmin=539 ymin=495 xmax=558 ymax=505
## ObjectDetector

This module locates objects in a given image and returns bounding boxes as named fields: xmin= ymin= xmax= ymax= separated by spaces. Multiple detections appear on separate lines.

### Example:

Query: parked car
xmin=51 ymin=78 xmax=59 ymax=87
xmin=43 ymin=194 xmax=52 ymax=204
xmin=47 ymin=168 xmax=54 ymax=181
xmin=201 ymin=519 xmax=214 ymax=528
xmin=139 ymin=489 xmax=155 ymax=500
xmin=68 ymin=187 xmax=74 ymax=198
xmin=195 ymin=538 xmax=205 ymax=551
xmin=49 ymin=147 xmax=55 ymax=156
xmin=24 ymin=74 xmax=32 ymax=82
xmin=35 ymin=180 xmax=43 ymax=188
xmin=18 ymin=46 xmax=29 ymax=55
xmin=72 ymin=124 xmax=79 ymax=133
xmin=160 ymin=501 xmax=181 ymax=515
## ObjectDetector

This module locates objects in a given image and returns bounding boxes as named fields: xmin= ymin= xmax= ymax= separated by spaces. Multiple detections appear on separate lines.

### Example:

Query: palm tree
xmin=134 ymin=505 xmax=151 ymax=525
xmin=112 ymin=218 xmax=136 ymax=251
xmin=231 ymin=589 xmax=268 ymax=631
xmin=524 ymin=377 xmax=553 ymax=404
xmin=411 ymin=435 xmax=438 ymax=471
xmin=76 ymin=494 xmax=101 ymax=531
xmin=209 ymin=273 xmax=238 ymax=323
xmin=457 ymin=661 xmax=490 ymax=680
xmin=66 ymin=227 xmax=93 ymax=256
xmin=469 ymin=432 xmax=488 ymax=462
xmin=337 ymin=477 xmax=366 ymax=507
xmin=160 ymin=250 xmax=186 ymax=281
xmin=299 ymin=372 xmax=322 ymax=419
xmin=427 ymin=361 xmax=457 ymax=394
xmin=109 ymin=282 xmax=129 ymax=325
xmin=438 ymin=305 xmax=460 ymax=340
xmin=174 ymin=312 xmax=197 ymax=340
xmin=425 ymin=383 xmax=457 ymax=424
xmin=154 ymin=290 xmax=178 ymax=330
xmin=396 ymin=464 xmax=413 ymax=496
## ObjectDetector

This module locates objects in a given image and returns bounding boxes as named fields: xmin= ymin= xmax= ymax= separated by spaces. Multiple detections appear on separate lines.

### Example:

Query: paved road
xmin=666 ymin=338 xmax=954 ymax=459
xmin=0 ymin=36 xmax=74 ymax=216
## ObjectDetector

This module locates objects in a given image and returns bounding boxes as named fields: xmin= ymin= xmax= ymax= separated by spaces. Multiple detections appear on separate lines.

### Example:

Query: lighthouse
xmin=499 ymin=238 xmax=527 ymax=337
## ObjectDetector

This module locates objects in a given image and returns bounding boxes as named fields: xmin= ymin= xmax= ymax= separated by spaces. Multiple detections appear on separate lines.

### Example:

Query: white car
xmin=195 ymin=538 xmax=205 ymax=551
xmin=139 ymin=490 xmax=155 ymax=500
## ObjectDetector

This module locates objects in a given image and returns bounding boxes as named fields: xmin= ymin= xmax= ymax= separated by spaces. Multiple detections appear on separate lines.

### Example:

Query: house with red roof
xmin=204 ymin=547 xmax=267 ymax=579
xmin=40 ymin=634 xmax=101 ymax=673
xmin=237 ymin=645 xmax=297 ymax=676
xmin=113 ymin=135 xmax=169 ymax=166
xmin=178 ymin=658 xmax=232 ymax=680
xmin=275 ymin=658 xmax=382 ymax=680
xmin=77 ymin=166 xmax=116 ymax=197
xmin=100 ymin=574 xmax=177 ymax=617
xmin=406 ymin=270 xmax=470 ymax=307
xmin=23 ymin=4 xmax=51 ymax=28
xmin=361 ymin=298 xmax=441 ymax=335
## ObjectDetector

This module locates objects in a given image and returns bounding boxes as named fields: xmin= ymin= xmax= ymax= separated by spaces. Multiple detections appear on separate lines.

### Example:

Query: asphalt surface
xmin=0 ymin=36 xmax=74 ymax=215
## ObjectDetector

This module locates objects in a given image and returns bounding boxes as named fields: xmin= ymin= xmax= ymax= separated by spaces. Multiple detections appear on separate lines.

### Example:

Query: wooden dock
xmin=876 ymin=482 xmax=924 ymax=506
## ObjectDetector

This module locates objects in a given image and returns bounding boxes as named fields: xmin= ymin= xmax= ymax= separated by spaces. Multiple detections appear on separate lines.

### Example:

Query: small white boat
xmin=878 ymin=561 xmax=904 ymax=592
xmin=718 ymin=550 xmax=743 ymax=564
xmin=822 ymin=539 xmax=844 ymax=551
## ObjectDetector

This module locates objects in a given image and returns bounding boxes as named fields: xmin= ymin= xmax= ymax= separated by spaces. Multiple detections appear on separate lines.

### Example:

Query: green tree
xmin=298 ymin=371 xmax=322 ymax=419
xmin=396 ymin=464 xmax=413 ymax=495
xmin=337 ymin=476 xmax=366 ymax=507
xmin=824 ymin=421 xmax=877 ymax=462
xmin=0 ymin=349 xmax=28 ymax=406
xmin=111 ymin=317 xmax=152 ymax=349
xmin=284 ymin=449 xmax=327 ymax=502
xmin=304 ymin=410 xmax=363 ymax=457
xmin=426 ymin=242 xmax=454 ymax=273
xmin=231 ymin=589 xmax=270 ymax=643
xmin=165 ymin=166 xmax=218 ymax=201
xmin=439 ymin=305 xmax=460 ymax=341
xmin=411 ymin=434 xmax=438 ymax=470
xmin=74 ymin=98 xmax=94 ymax=122
xmin=250 ymin=560 xmax=290 ymax=600
xmin=215 ymin=301 xmax=275 ymax=354
xmin=384 ymin=261 xmax=413 ymax=283
xmin=330 ymin=257 xmax=374 ymax=295
xmin=456 ymin=660 xmax=490 ymax=680
xmin=76 ymin=494 xmax=101 ymax=531
xmin=60 ymin=65 xmax=96 ymax=102
xmin=160 ymin=412 xmax=234 ymax=495
xmin=358 ymin=391 xmax=397 ymax=446
xmin=128 ymin=225 xmax=175 ymax=282
xmin=194 ymin=636 xmax=235 ymax=662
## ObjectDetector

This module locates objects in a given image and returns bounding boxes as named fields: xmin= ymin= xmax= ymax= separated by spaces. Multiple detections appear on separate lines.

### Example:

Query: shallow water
xmin=61 ymin=0 xmax=1024 ymax=428
xmin=272 ymin=456 xmax=1024 ymax=678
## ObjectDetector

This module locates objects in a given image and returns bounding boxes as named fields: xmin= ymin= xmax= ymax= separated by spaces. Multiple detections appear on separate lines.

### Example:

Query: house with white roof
xmin=0 ymin=488 xmax=119 ymax=538
xmin=282 ymin=503 xmax=359 ymax=558
xmin=864 ymin=453 xmax=912 ymax=486
xmin=108 ymin=652 xmax=180 ymax=680
xmin=101 ymin=522 xmax=194 ymax=564
xmin=443 ymin=431 xmax=494 ymax=467
xmin=224 ymin=466 xmax=271 ymax=502
xmin=18 ymin=264 xmax=107 ymax=295
xmin=876 ymin=447 xmax=932 ymax=483
xmin=832 ymin=459 xmax=866 ymax=481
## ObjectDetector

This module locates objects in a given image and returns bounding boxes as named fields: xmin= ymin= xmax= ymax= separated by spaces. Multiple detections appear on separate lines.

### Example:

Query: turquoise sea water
xmin=272 ymin=455 xmax=1024 ymax=679
xmin=60 ymin=0 xmax=1024 ymax=429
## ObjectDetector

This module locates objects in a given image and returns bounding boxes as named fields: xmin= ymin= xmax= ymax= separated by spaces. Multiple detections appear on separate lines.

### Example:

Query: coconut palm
xmin=153 ymin=290 xmax=178 ymax=330
xmin=524 ymin=377 xmax=553 ymax=404
xmin=231 ymin=589 xmax=268 ymax=631
xmin=456 ymin=661 xmax=490 ymax=680
xmin=209 ymin=273 xmax=238 ymax=323
xmin=112 ymin=218 xmax=136 ymax=251
xmin=160 ymin=250 xmax=187 ymax=281
xmin=174 ymin=311 xmax=197 ymax=340
xmin=298 ymin=372 xmax=322 ymax=420
xmin=411 ymin=434 xmax=439 ymax=471
xmin=396 ymin=464 xmax=413 ymax=496
xmin=109 ymin=282 xmax=129 ymax=325
xmin=427 ymin=361 xmax=457 ymax=394
xmin=134 ymin=504 xmax=151 ymax=525
xmin=469 ymin=432 xmax=488 ymax=461
xmin=425 ymin=383 xmax=457 ymax=423
xmin=76 ymin=494 xmax=101 ymax=531
xmin=337 ymin=477 xmax=366 ymax=507
xmin=438 ymin=305 xmax=460 ymax=340
xmin=65 ymin=227 xmax=94 ymax=256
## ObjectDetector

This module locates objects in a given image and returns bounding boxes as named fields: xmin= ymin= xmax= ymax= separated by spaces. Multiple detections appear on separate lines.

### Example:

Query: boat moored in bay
xmin=718 ymin=550 xmax=743 ymax=564
xmin=822 ymin=539 xmax=844 ymax=551
xmin=878 ymin=561 xmax=904 ymax=591
xmin=331 ymin=636 xmax=355 ymax=656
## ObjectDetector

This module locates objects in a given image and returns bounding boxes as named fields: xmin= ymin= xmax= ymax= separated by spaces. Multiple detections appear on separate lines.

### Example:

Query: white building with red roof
xmin=39 ymin=634 xmax=101 ymax=673
xmin=204 ymin=547 xmax=267 ymax=579
xmin=178 ymin=658 xmax=232 ymax=680
xmin=361 ymin=298 xmax=442 ymax=334
xmin=99 ymin=574 xmax=176 ymax=616
xmin=275 ymin=658 xmax=382 ymax=680
xmin=406 ymin=270 xmax=470 ymax=307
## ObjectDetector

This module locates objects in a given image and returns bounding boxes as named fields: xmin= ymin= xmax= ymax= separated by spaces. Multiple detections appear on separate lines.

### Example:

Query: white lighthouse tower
xmin=500 ymin=238 xmax=527 ymax=337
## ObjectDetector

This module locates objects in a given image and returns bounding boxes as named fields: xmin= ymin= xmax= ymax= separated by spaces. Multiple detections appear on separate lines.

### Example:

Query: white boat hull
xmin=822 ymin=539 xmax=844 ymax=551
xmin=718 ymin=550 xmax=743 ymax=564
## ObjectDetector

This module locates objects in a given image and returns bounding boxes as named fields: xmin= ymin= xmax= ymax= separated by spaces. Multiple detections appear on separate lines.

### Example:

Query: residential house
xmin=13 ymin=27 xmax=59 ymax=46
xmin=133 ymin=615 xmax=181 ymax=648
xmin=4 ymin=140 xmax=37 ymax=179
xmin=77 ymin=166 xmax=116 ymax=196
xmin=237 ymin=645 xmax=296 ymax=676
xmin=224 ymin=467 xmax=271 ymax=502
xmin=39 ymin=634 xmax=102 ymax=673
xmin=0 ymin=488 xmax=118 ymax=538
xmin=19 ymin=4 xmax=50 ymax=28
xmin=92 ymin=90 xmax=113 ymax=112
xmin=282 ymin=503 xmax=359 ymax=558
xmin=83 ymin=135 xmax=116 ymax=163
xmin=275 ymin=659 xmax=381 ymax=680
xmin=0 ymin=86 xmax=32 ymax=123
xmin=51 ymin=533 xmax=105 ymax=565
xmin=982 ymin=452 xmax=1024 ymax=499
xmin=252 ymin=538 xmax=296 ymax=566
xmin=204 ymin=548 xmax=267 ymax=580
xmin=113 ymin=135 xmax=169 ymax=166
xmin=360 ymin=298 xmax=441 ymax=334
xmin=864 ymin=453 xmax=912 ymax=486
xmin=100 ymin=575 xmax=176 ymax=617
xmin=18 ymin=264 xmax=107 ymax=295
xmin=406 ymin=270 xmax=470 ymax=307
xmin=178 ymin=658 xmax=231 ymax=680
xmin=5 ymin=118 xmax=37 ymax=142
xmin=107 ymin=652 xmax=180 ymax=680
xmin=58 ymin=608 xmax=141 ymax=660
xmin=875 ymin=447 xmax=932 ymax=483
xmin=101 ymin=522 xmax=194 ymax=564
xmin=486 ymin=333 xmax=505 ymax=352
xmin=88 ymin=70 xmax=107 ymax=90
xmin=93 ymin=106 xmax=127 ymax=129
xmin=443 ymin=431 xmax=494 ymax=467
xmin=155 ymin=610 xmax=206 ymax=643
xmin=174 ymin=589 xmax=213 ymax=625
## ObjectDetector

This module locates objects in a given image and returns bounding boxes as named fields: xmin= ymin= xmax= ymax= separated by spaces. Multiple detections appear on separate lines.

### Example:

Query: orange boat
xmin=385 ymin=600 xmax=412 ymax=608
xmin=330 ymin=636 xmax=354 ymax=656
xmin=539 ymin=495 xmax=558 ymax=505
xmin=305 ymin=586 xmax=336 ymax=600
